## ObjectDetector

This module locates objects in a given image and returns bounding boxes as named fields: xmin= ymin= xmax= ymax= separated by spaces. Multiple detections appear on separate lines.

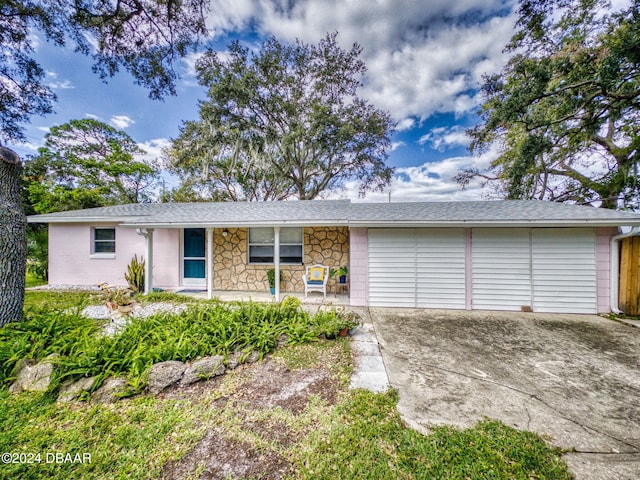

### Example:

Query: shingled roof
xmin=27 ymin=199 xmax=640 ymax=228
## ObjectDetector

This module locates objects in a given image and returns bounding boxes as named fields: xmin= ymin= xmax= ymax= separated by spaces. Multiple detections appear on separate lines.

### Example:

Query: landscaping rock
xmin=181 ymin=356 xmax=226 ymax=385
xmin=58 ymin=376 xmax=97 ymax=402
xmin=244 ymin=351 xmax=261 ymax=364
xmin=148 ymin=361 xmax=187 ymax=394
xmin=8 ymin=354 xmax=59 ymax=393
xmin=91 ymin=377 xmax=128 ymax=404
xmin=226 ymin=352 xmax=241 ymax=370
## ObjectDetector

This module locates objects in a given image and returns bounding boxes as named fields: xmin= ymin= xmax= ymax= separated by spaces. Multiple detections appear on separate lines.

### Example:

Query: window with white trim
xmin=93 ymin=227 xmax=116 ymax=254
xmin=248 ymin=227 xmax=303 ymax=263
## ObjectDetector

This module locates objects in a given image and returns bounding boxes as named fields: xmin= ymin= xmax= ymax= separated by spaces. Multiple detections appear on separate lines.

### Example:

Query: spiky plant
xmin=124 ymin=254 xmax=145 ymax=292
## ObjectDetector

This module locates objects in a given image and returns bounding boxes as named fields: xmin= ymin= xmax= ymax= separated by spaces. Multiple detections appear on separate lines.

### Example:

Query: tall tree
xmin=167 ymin=33 xmax=394 ymax=201
xmin=0 ymin=148 xmax=25 ymax=325
xmin=0 ymin=0 xmax=209 ymax=324
xmin=25 ymin=119 xmax=159 ymax=213
xmin=458 ymin=0 xmax=640 ymax=209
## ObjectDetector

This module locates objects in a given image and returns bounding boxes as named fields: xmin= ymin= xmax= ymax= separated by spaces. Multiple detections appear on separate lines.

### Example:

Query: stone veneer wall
xmin=212 ymin=227 xmax=349 ymax=292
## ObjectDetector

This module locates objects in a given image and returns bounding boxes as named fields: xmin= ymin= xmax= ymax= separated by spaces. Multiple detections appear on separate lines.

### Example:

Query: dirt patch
xmin=237 ymin=360 xmax=342 ymax=414
xmin=160 ymin=344 xmax=348 ymax=480
xmin=161 ymin=429 xmax=291 ymax=480
xmin=244 ymin=418 xmax=295 ymax=448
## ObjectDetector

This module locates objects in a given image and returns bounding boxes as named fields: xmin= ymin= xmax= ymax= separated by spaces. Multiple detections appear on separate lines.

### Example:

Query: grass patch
xmin=24 ymin=290 xmax=101 ymax=311
xmin=296 ymin=389 xmax=571 ymax=479
xmin=136 ymin=291 xmax=199 ymax=304
xmin=0 ymin=337 xmax=571 ymax=480
xmin=0 ymin=294 xmax=571 ymax=479
xmin=0 ymin=391 xmax=202 ymax=480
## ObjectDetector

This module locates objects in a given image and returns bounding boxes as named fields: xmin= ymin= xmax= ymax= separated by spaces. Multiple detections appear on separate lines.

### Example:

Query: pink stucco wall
xmin=48 ymin=224 xmax=181 ymax=288
xmin=596 ymin=227 xmax=617 ymax=313
xmin=349 ymin=227 xmax=368 ymax=306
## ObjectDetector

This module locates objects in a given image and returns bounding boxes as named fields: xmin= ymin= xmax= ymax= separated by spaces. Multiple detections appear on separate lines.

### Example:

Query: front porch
xmin=140 ymin=225 xmax=351 ymax=304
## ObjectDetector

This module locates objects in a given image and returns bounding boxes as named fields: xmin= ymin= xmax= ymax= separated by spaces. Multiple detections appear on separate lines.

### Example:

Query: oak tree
xmin=166 ymin=33 xmax=394 ymax=201
xmin=459 ymin=0 xmax=640 ymax=209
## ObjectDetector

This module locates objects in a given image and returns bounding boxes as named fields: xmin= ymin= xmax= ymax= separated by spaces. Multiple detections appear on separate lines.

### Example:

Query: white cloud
xmin=48 ymin=80 xmax=74 ymax=90
xmin=16 ymin=141 xmax=41 ymax=153
xmin=85 ymin=113 xmax=101 ymax=120
xmin=238 ymin=0 xmax=517 ymax=121
xmin=109 ymin=115 xmax=135 ymax=129
xmin=196 ymin=1 xmax=518 ymax=122
xmin=205 ymin=0 xmax=257 ymax=32
xmin=395 ymin=118 xmax=415 ymax=131
xmin=419 ymin=126 xmax=470 ymax=151
xmin=330 ymin=145 xmax=500 ymax=202
xmin=45 ymin=71 xmax=74 ymax=90
xmin=137 ymin=138 xmax=171 ymax=164
xmin=181 ymin=51 xmax=205 ymax=78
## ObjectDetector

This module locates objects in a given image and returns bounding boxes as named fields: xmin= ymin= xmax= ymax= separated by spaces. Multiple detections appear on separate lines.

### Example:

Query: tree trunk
xmin=0 ymin=147 xmax=26 ymax=326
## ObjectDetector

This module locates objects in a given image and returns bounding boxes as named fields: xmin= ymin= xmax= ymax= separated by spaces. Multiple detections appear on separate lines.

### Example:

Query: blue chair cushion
xmin=307 ymin=280 xmax=323 ymax=285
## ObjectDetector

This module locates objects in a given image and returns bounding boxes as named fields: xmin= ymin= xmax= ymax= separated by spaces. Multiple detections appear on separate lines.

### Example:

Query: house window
xmin=93 ymin=227 xmax=116 ymax=254
xmin=248 ymin=227 xmax=303 ymax=263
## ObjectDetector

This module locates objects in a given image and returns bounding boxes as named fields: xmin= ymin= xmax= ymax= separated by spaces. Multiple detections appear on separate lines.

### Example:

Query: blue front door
xmin=183 ymin=228 xmax=206 ymax=286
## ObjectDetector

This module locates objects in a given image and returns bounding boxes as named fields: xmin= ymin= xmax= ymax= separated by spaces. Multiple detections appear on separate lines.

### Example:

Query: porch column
xmin=207 ymin=228 xmax=213 ymax=300
xmin=137 ymin=228 xmax=154 ymax=295
xmin=274 ymin=226 xmax=281 ymax=302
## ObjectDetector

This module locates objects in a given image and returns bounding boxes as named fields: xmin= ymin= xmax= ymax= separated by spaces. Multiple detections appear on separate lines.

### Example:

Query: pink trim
xmin=349 ymin=227 xmax=368 ymax=306
xmin=596 ymin=227 xmax=617 ymax=312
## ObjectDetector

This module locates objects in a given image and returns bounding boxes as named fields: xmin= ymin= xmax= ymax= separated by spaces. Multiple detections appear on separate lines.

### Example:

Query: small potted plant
xmin=330 ymin=266 xmax=349 ymax=284
xmin=338 ymin=311 xmax=361 ymax=336
xmin=99 ymin=282 xmax=135 ymax=314
xmin=266 ymin=268 xmax=283 ymax=295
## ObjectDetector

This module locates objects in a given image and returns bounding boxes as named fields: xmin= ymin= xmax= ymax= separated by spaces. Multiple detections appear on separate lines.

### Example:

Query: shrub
xmin=2 ymin=299 xmax=353 ymax=395
xmin=26 ymin=227 xmax=48 ymax=281
xmin=124 ymin=255 xmax=145 ymax=292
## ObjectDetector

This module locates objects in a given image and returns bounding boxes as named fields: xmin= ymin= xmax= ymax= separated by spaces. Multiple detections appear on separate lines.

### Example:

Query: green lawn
xmin=0 ymin=293 xmax=572 ymax=479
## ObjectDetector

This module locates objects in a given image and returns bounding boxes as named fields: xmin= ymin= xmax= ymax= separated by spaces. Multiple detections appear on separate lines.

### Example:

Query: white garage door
xmin=472 ymin=228 xmax=532 ymax=310
xmin=532 ymin=228 xmax=597 ymax=314
xmin=472 ymin=228 xmax=596 ymax=313
xmin=368 ymin=228 xmax=466 ymax=308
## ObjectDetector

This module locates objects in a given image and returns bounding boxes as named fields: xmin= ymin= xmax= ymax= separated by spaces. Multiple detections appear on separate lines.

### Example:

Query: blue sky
xmin=13 ymin=0 xmax=527 ymax=202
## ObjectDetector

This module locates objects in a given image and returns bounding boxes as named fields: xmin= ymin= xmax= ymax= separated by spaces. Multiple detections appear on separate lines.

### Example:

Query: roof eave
xmin=120 ymin=220 xmax=351 ymax=228
xmin=347 ymin=220 xmax=640 ymax=228
xmin=27 ymin=216 xmax=142 ymax=224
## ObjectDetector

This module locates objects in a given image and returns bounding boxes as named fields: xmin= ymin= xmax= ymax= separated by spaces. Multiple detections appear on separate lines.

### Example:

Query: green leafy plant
xmin=124 ymin=254 xmax=145 ymax=292
xmin=329 ymin=266 xmax=349 ymax=278
xmin=26 ymin=227 xmax=49 ymax=281
xmin=266 ymin=268 xmax=283 ymax=288
xmin=99 ymin=283 xmax=134 ymax=308
xmin=6 ymin=296 xmax=354 ymax=395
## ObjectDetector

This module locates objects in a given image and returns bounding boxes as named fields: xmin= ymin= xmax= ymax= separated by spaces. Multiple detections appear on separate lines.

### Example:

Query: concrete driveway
xmin=369 ymin=308 xmax=640 ymax=480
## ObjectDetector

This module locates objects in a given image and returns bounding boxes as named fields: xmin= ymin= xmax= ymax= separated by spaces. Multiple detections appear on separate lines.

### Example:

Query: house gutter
xmin=610 ymin=226 xmax=640 ymax=314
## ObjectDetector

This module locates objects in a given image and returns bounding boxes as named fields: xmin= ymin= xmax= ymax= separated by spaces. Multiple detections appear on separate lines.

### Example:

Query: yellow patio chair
xmin=303 ymin=264 xmax=329 ymax=298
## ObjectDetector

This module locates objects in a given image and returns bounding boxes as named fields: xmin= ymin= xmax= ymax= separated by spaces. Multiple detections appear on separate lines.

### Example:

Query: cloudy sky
xmin=14 ymin=0 xmax=526 ymax=202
